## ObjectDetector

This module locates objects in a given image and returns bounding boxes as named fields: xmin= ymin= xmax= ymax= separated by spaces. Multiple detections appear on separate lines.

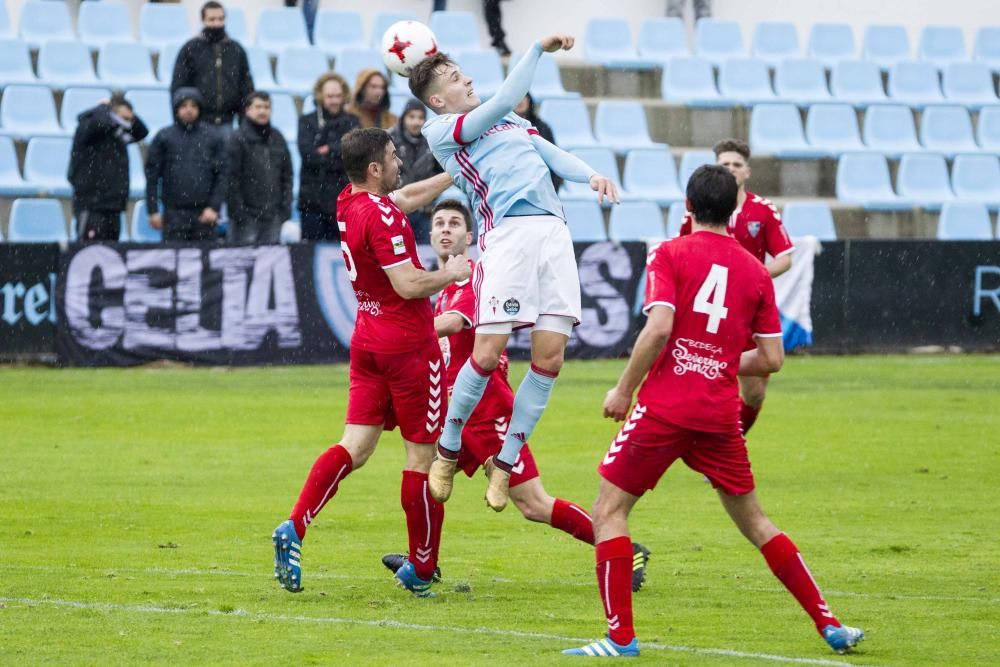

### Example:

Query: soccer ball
xmin=381 ymin=20 xmax=439 ymax=78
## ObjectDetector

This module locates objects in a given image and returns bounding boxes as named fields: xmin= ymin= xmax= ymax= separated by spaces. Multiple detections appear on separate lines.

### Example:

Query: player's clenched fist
xmin=590 ymin=174 xmax=621 ymax=205
xmin=540 ymin=34 xmax=575 ymax=52
xmin=443 ymin=254 xmax=472 ymax=282
xmin=603 ymin=387 xmax=632 ymax=421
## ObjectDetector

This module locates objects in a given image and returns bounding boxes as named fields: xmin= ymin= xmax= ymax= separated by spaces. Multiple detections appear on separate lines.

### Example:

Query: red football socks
xmin=401 ymin=470 xmax=444 ymax=582
xmin=740 ymin=400 xmax=761 ymax=435
xmin=595 ymin=536 xmax=636 ymax=645
xmin=761 ymin=532 xmax=841 ymax=633
xmin=550 ymin=498 xmax=595 ymax=545
xmin=289 ymin=444 xmax=353 ymax=539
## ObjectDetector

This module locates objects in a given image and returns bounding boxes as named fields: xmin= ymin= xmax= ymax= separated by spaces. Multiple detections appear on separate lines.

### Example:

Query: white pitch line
xmin=0 ymin=596 xmax=869 ymax=667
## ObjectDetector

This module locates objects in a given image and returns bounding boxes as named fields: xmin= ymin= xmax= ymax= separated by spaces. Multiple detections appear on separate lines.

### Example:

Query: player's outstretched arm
xmin=738 ymin=336 xmax=785 ymax=376
xmin=385 ymin=254 xmax=472 ymax=300
xmin=391 ymin=172 xmax=453 ymax=214
xmin=532 ymin=135 xmax=621 ymax=205
xmin=603 ymin=305 xmax=674 ymax=421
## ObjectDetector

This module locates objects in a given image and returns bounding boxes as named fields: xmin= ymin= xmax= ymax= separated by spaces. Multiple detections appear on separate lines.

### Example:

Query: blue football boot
xmin=822 ymin=624 xmax=865 ymax=654
xmin=272 ymin=520 xmax=303 ymax=593
xmin=393 ymin=559 xmax=435 ymax=598
xmin=563 ymin=636 xmax=640 ymax=657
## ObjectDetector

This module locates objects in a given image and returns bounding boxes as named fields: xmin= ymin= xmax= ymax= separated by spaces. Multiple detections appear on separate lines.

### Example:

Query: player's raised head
xmin=342 ymin=127 xmax=401 ymax=194
xmin=409 ymin=53 xmax=481 ymax=115
xmin=686 ymin=165 xmax=738 ymax=227
xmin=430 ymin=199 xmax=473 ymax=257
xmin=712 ymin=138 xmax=751 ymax=187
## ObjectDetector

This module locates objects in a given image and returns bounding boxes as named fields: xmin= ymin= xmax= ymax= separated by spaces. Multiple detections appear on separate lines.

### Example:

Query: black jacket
xmin=170 ymin=32 xmax=254 ymax=126
xmin=145 ymin=123 xmax=225 ymax=213
xmin=225 ymin=119 xmax=293 ymax=225
xmin=297 ymin=107 xmax=359 ymax=215
xmin=68 ymin=104 xmax=148 ymax=212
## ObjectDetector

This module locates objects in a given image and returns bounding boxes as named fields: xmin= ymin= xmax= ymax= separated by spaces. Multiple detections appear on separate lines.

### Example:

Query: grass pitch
xmin=1 ymin=356 xmax=998 ymax=666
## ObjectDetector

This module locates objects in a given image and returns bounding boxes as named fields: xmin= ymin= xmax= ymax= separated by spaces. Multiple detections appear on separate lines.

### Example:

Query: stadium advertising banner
xmin=0 ymin=244 xmax=59 ymax=356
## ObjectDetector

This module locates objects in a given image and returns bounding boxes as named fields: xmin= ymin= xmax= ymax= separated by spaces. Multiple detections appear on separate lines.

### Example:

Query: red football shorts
xmin=346 ymin=342 xmax=445 ymax=444
xmin=598 ymin=403 xmax=755 ymax=497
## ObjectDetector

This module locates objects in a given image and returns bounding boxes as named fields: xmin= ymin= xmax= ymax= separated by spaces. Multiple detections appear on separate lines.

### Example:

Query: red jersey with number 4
xmin=679 ymin=190 xmax=794 ymax=264
xmin=337 ymin=185 xmax=435 ymax=354
xmin=640 ymin=231 xmax=782 ymax=433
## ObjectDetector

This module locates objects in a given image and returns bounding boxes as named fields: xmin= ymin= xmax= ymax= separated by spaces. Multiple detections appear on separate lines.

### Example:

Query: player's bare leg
xmin=717 ymin=490 xmax=865 ymax=654
xmin=738 ymin=374 xmax=769 ymax=435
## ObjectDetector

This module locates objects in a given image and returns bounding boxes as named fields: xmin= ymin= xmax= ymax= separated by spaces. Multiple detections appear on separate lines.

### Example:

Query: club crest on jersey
xmin=489 ymin=296 xmax=500 ymax=315
xmin=391 ymin=235 xmax=406 ymax=255
xmin=747 ymin=221 xmax=762 ymax=238
xmin=503 ymin=298 xmax=520 ymax=316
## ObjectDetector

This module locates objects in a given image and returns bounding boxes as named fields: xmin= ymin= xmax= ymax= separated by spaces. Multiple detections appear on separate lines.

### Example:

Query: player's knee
xmin=471 ymin=348 xmax=501 ymax=372
xmin=742 ymin=388 xmax=766 ymax=407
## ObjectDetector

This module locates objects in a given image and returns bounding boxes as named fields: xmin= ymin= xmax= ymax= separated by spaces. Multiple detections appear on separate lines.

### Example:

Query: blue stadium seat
xmin=157 ymin=42 xmax=184 ymax=83
xmin=807 ymin=23 xmax=855 ymax=68
xmin=678 ymin=149 xmax=715 ymax=191
xmin=805 ymin=103 xmax=864 ymax=155
xmin=431 ymin=11 xmax=482 ymax=55
xmin=128 ymin=143 xmax=145 ymax=199
xmin=23 ymin=137 xmax=72 ymax=196
xmin=774 ymin=58 xmax=831 ymax=106
xmin=139 ymin=4 xmax=191 ymax=54
xmin=388 ymin=90 xmax=411 ymax=117
xmin=0 ymin=136 xmax=32 ymax=197
xmin=594 ymin=101 xmax=663 ymax=155
xmin=130 ymin=201 xmax=163 ymax=243
xmin=78 ymin=2 xmax=135 ymax=50
xmin=718 ymin=58 xmax=775 ymax=105
xmin=973 ymin=27 xmax=1000 ymax=71
xmin=334 ymin=48 xmax=384 ymax=92
xmin=98 ymin=43 xmax=161 ymax=89
xmin=561 ymin=200 xmax=607 ymax=241
xmin=508 ymin=51 xmax=579 ymax=100
xmin=245 ymin=47 xmax=279 ymax=92
xmin=695 ymin=18 xmax=744 ymax=66
xmin=38 ymin=40 xmax=102 ymax=89
xmin=609 ymin=201 xmax=665 ymax=241
xmin=937 ymin=201 xmax=993 ymax=239
xmin=666 ymin=201 xmax=687 ymax=237
xmin=435 ymin=185 xmax=470 ymax=209
xmin=225 ymin=7 xmax=248 ymax=44
xmin=660 ymin=56 xmax=728 ymax=106
xmin=862 ymin=25 xmax=911 ymax=70
xmin=951 ymin=154 xmax=1000 ymax=209
xmin=371 ymin=12 xmax=419 ymax=50
xmin=8 ymin=198 xmax=67 ymax=243
xmin=835 ymin=152 xmax=910 ymax=210
xmin=896 ymin=153 xmax=954 ymax=209
xmin=781 ymin=201 xmax=837 ymax=240
xmin=256 ymin=8 xmax=309 ymax=55
xmin=270 ymin=93 xmax=299 ymax=143
xmin=276 ymin=47 xmax=330 ymax=96
xmin=18 ymin=1 xmax=75 ymax=49
xmin=60 ymin=87 xmax=112 ymax=134
xmin=887 ymin=61 xmax=944 ymax=107
xmin=637 ymin=17 xmax=688 ymax=61
xmin=622 ymin=148 xmax=684 ymax=206
xmin=749 ymin=103 xmax=825 ymax=158
xmin=584 ymin=17 xmax=656 ymax=69
xmin=917 ymin=26 xmax=966 ymax=68
xmin=125 ymin=89 xmax=172 ymax=142
xmin=862 ymin=104 xmax=920 ymax=156
xmin=0 ymin=3 xmax=12 ymax=40
xmin=454 ymin=50 xmax=503 ymax=99
xmin=313 ymin=10 xmax=365 ymax=57
xmin=559 ymin=148 xmax=623 ymax=204
xmin=0 ymin=85 xmax=63 ymax=139
xmin=0 ymin=39 xmax=36 ymax=87
xmin=830 ymin=60 xmax=887 ymax=107
xmin=978 ymin=105 xmax=1000 ymax=152
xmin=920 ymin=105 xmax=978 ymax=155
xmin=289 ymin=147 xmax=301 ymax=198
xmin=942 ymin=63 xmax=998 ymax=108
xmin=751 ymin=21 xmax=801 ymax=66
xmin=537 ymin=99 xmax=597 ymax=149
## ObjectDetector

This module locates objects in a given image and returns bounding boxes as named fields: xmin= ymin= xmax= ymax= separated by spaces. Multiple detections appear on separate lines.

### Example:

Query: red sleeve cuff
xmin=527 ymin=128 xmax=539 ymax=136
xmin=453 ymin=113 xmax=468 ymax=145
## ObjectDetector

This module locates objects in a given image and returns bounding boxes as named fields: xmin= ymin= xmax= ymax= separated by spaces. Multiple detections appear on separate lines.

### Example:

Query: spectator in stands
xmin=171 ymin=1 xmax=254 ymax=138
xmin=68 ymin=95 xmax=149 ymax=242
xmin=297 ymin=72 xmax=360 ymax=241
xmin=284 ymin=0 xmax=319 ymax=42
xmin=667 ymin=0 xmax=711 ymax=22
xmin=388 ymin=99 xmax=442 ymax=242
xmin=514 ymin=93 xmax=561 ymax=191
xmin=347 ymin=69 xmax=397 ymax=130
xmin=484 ymin=0 xmax=511 ymax=57
xmin=145 ymin=88 xmax=225 ymax=242
xmin=225 ymin=92 xmax=293 ymax=244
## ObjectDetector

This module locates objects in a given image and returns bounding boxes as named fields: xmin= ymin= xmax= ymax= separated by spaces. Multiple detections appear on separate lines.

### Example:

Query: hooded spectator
xmin=347 ymin=68 xmax=397 ymax=130
xmin=388 ymin=98 xmax=442 ymax=242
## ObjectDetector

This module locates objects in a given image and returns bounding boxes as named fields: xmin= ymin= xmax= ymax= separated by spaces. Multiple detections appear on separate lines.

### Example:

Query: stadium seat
xmin=594 ymin=101 xmax=663 ymax=154
xmin=835 ymin=152 xmax=910 ymax=210
xmin=751 ymin=21 xmax=801 ymax=66
xmin=830 ymin=60 xmax=888 ymax=107
xmin=245 ymin=47 xmax=279 ymax=93
xmin=917 ymin=26 xmax=966 ymax=68
xmin=129 ymin=202 xmax=162 ymax=243
xmin=583 ymin=17 xmax=656 ymax=69
xmin=978 ymin=106 xmax=1000 ymax=152
xmin=388 ymin=90 xmax=410 ymax=117
xmin=0 ymin=3 xmax=11 ymax=41
xmin=678 ymin=150 xmax=715 ymax=190
xmin=559 ymin=148 xmax=623 ymax=204
xmin=774 ymin=59 xmax=832 ymax=106
xmin=18 ymin=1 xmax=75 ymax=49
xmin=0 ymin=85 xmax=63 ymax=139
xmin=454 ymin=50 xmax=503 ymax=99
xmin=937 ymin=201 xmax=993 ymax=239
xmin=127 ymin=143 xmax=146 ymax=199
xmin=23 ymin=136 xmax=72 ymax=196
xmin=125 ymin=89 xmax=172 ymax=141
xmin=695 ymin=18 xmax=744 ymax=66
xmin=289 ymin=147 xmax=301 ymax=198
xmin=666 ymin=201 xmax=687 ymax=237
xmin=98 ymin=43 xmax=162 ymax=89
xmin=887 ymin=61 xmax=944 ymax=107
xmin=622 ymin=148 xmax=684 ymax=206
xmin=139 ymin=4 xmax=191 ymax=54
xmin=951 ymin=154 xmax=1000 ymax=208
xmin=78 ymin=2 xmax=134 ymax=50
xmin=60 ymin=87 xmax=113 ymax=134
xmin=920 ymin=105 xmax=978 ymax=155
xmin=896 ymin=153 xmax=954 ymax=209
xmin=157 ymin=42 xmax=184 ymax=83
xmin=370 ymin=12 xmax=419 ymax=50
xmin=431 ymin=11 xmax=482 ymax=56
xmin=508 ymin=51 xmax=579 ymax=100
xmin=537 ymin=99 xmax=598 ymax=149
xmin=805 ymin=103 xmax=864 ymax=155
xmin=942 ymin=63 xmax=998 ymax=108
xmin=609 ymin=201 xmax=665 ymax=241
xmin=225 ymin=7 xmax=248 ymax=44
xmin=435 ymin=185 xmax=470 ymax=209
xmin=807 ymin=23 xmax=856 ymax=68
xmin=973 ymin=27 xmax=1000 ymax=71
xmin=862 ymin=104 xmax=921 ymax=156
xmin=660 ymin=56 xmax=728 ymax=106
xmin=749 ymin=103 xmax=826 ymax=158
xmin=276 ymin=47 xmax=330 ymax=96
xmin=781 ymin=201 xmax=837 ymax=240
xmin=0 ymin=136 xmax=31 ymax=197
xmin=37 ymin=40 xmax=102 ymax=89
xmin=256 ymin=8 xmax=310 ymax=55
xmin=270 ymin=93 xmax=299 ymax=143
xmin=313 ymin=10 xmax=365 ymax=57
xmin=7 ymin=198 xmax=68 ymax=243
xmin=561 ymin=200 xmax=607 ymax=241
xmin=862 ymin=25 xmax=911 ymax=70
xmin=334 ymin=48 xmax=385 ymax=92
xmin=718 ymin=58 xmax=775 ymax=105
xmin=637 ymin=17 xmax=688 ymax=61
xmin=0 ymin=39 xmax=36 ymax=87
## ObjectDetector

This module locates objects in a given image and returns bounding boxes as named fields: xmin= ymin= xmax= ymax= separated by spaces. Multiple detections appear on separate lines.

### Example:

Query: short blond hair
xmin=313 ymin=71 xmax=350 ymax=106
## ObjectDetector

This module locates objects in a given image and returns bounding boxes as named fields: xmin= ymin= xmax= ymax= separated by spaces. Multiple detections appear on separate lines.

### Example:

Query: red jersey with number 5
xmin=679 ymin=190 xmax=794 ymax=264
xmin=337 ymin=184 xmax=435 ymax=354
xmin=640 ymin=231 xmax=782 ymax=432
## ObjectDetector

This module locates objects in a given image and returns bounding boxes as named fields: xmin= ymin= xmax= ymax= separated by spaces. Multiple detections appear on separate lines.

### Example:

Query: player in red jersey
xmin=272 ymin=128 xmax=471 ymax=597
xmin=564 ymin=166 xmax=863 ymax=658
xmin=679 ymin=139 xmax=794 ymax=435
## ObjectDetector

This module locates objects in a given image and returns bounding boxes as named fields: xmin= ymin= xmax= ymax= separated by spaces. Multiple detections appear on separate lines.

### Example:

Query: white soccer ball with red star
xmin=381 ymin=20 xmax=439 ymax=77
